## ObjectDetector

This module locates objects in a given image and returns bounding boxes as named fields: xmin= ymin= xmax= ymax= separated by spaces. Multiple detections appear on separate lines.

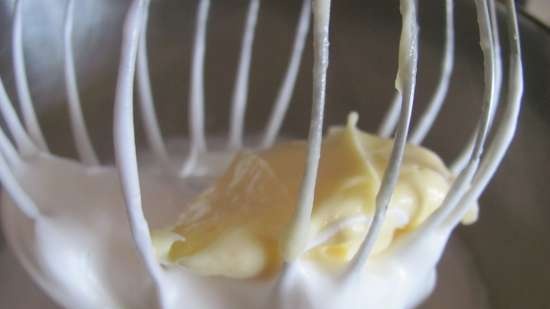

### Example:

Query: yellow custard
xmin=153 ymin=113 xmax=477 ymax=279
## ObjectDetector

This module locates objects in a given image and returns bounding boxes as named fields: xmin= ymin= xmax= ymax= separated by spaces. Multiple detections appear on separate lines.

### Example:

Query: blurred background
xmin=0 ymin=0 xmax=549 ymax=308
xmin=523 ymin=0 xmax=550 ymax=26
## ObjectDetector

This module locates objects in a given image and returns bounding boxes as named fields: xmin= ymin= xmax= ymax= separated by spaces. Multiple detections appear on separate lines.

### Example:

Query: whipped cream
xmin=2 ymin=135 xmax=469 ymax=309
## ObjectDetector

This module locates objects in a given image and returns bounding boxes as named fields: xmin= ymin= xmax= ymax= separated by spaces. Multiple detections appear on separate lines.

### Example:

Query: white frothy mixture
xmin=2 ymin=142 xmax=462 ymax=309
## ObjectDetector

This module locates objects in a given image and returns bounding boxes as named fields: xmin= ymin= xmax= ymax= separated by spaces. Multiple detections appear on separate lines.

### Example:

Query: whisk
xmin=0 ymin=0 xmax=523 ymax=308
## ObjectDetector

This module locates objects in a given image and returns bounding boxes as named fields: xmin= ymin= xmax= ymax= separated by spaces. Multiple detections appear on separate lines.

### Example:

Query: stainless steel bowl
xmin=0 ymin=0 xmax=549 ymax=308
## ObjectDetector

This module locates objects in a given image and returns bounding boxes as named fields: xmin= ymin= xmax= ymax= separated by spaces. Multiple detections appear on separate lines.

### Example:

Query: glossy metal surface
xmin=0 ymin=0 xmax=548 ymax=308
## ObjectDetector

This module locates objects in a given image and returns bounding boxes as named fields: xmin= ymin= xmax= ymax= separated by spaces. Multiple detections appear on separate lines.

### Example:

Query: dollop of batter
xmin=154 ymin=113 xmax=477 ymax=279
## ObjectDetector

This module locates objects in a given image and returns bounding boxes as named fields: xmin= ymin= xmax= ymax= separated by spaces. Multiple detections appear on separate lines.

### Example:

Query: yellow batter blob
xmin=153 ymin=113 xmax=477 ymax=279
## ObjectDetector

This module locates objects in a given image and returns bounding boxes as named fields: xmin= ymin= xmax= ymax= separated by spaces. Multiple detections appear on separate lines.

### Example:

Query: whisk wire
xmin=261 ymin=0 xmax=311 ymax=148
xmin=348 ymin=0 xmax=420 ymax=275
xmin=379 ymin=0 xmax=455 ymax=145
xmin=12 ymin=0 xmax=49 ymax=152
xmin=451 ymin=0 xmax=503 ymax=173
xmin=181 ymin=0 xmax=211 ymax=176
xmin=187 ymin=0 xmax=210 ymax=154
xmin=283 ymin=0 xmax=332 ymax=263
xmin=416 ymin=0 xmax=499 ymax=234
xmin=228 ymin=0 xmax=261 ymax=149
xmin=378 ymin=91 xmax=402 ymax=138
xmin=446 ymin=0 xmax=523 ymax=228
xmin=64 ymin=0 xmax=100 ymax=166
xmin=0 ymin=126 xmax=22 ymax=170
xmin=137 ymin=0 xmax=171 ymax=169
xmin=113 ymin=1 xmax=167 ymax=308
xmin=0 ymin=77 xmax=36 ymax=156
xmin=0 ymin=123 xmax=39 ymax=219
xmin=409 ymin=0 xmax=455 ymax=145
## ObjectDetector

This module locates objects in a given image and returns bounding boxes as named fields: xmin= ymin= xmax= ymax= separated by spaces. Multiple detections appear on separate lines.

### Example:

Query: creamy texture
xmin=156 ymin=114 xmax=476 ymax=279
xmin=2 ymin=129 xmax=475 ymax=309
